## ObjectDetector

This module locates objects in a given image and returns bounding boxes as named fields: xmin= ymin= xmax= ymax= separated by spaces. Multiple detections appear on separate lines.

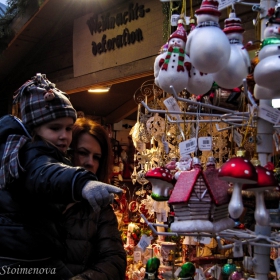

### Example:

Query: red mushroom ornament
xmin=145 ymin=167 xmax=174 ymax=201
xmin=218 ymin=155 xmax=257 ymax=219
xmin=243 ymin=165 xmax=278 ymax=226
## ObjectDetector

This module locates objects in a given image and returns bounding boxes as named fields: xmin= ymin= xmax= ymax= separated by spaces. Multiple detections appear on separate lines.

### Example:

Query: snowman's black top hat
xmin=268 ymin=7 xmax=280 ymax=24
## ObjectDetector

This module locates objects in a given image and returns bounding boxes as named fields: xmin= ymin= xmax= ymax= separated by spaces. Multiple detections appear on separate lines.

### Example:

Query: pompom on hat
xmin=223 ymin=10 xmax=245 ymax=34
xmin=13 ymin=73 xmax=77 ymax=129
xmin=168 ymin=20 xmax=187 ymax=43
xmin=195 ymin=0 xmax=221 ymax=16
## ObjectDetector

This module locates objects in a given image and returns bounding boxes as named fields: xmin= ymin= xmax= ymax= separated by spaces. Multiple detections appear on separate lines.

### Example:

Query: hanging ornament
xmin=243 ymin=165 xmax=278 ymax=226
xmin=185 ymin=0 xmax=231 ymax=73
xmin=218 ymin=148 xmax=258 ymax=219
xmin=145 ymin=167 xmax=174 ymax=201
xmin=212 ymin=9 xmax=251 ymax=89
xmin=253 ymin=6 xmax=280 ymax=97
xmin=254 ymin=83 xmax=280 ymax=100
xmin=144 ymin=257 xmax=161 ymax=280
xmin=146 ymin=113 xmax=166 ymax=138
xmin=228 ymin=266 xmax=244 ymax=280
xmin=184 ymin=63 xmax=214 ymax=96
xmin=178 ymin=262 xmax=196 ymax=279
xmin=222 ymin=259 xmax=236 ymax=277
xmin=154 ymin=19 xmax=192 ymax=94
xmin=154 ymin=42 xmax=168 ymax=87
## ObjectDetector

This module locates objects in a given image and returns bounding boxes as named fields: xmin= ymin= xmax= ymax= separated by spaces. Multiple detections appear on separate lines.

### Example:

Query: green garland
xmin=0 ymin=0 xmax=44 ymax=53
xmin=162 ymin=2 xmax=170 ymax=43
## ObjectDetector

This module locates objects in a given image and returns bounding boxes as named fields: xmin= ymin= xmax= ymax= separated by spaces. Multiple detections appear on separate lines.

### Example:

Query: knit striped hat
xmin=195 ymin=0 xmax=221 ymax=16
xmin=13 ymin=73 xmax=77 ymax=129
xmin=168 ymin=21 xmax=187 ymax=43
xmin=223 ymin=11 xmax=244 ymax=34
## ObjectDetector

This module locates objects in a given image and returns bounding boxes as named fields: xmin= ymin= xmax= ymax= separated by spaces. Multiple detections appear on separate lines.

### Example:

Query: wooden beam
xmin=56 ymin=57 xmax=155 ymax=94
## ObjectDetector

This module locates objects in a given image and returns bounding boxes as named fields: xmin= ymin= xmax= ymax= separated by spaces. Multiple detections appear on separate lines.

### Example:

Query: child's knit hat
xmin=13 ymin=73 xmax=77 ymax=129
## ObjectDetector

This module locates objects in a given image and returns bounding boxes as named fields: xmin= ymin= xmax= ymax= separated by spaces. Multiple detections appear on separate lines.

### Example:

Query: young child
xmin=0 ymin=73 xmax=122 ymax=279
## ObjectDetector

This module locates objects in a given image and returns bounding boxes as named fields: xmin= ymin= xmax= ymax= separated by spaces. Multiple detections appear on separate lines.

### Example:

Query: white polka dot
xmin=266 ymin=171 xmax=271 ymax=175
xmin=162 ymin=173 xmax=166 ymax=177
xmin=244 ymin=160 xmax=248 ymax=162
xmin=244 ymin=170 xmax=249 ymax=174
xmin=231 ymin=163 xmax=236 ymax=167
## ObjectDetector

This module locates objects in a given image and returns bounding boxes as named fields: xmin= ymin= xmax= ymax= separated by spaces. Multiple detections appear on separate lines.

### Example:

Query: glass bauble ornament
xmin=178 ymin=262 xmax=196 ymax=279
xmin=144 ymin=257 xmax=161 ymax=280
xmin=222 ymin=259 xmax=236 ymax=279
xmin=229 ymin=266 xmax=243 ymax=280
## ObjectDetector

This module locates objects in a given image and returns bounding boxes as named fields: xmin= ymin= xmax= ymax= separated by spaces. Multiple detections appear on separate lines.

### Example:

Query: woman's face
xmin=73 ymin=132 xmax=102 ymax=174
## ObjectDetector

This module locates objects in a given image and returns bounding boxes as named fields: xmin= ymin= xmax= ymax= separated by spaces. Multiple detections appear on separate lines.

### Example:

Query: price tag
xmin=195 ymin=267 xmax=206 ymax=280
xmin=273 ymin=132 xmax=280 ymax=151
xmin=170 ymin=14 xmax=180 ymax=26
xmin=233 ymin=129 xmax=243 ymax=147
xmin=156 ymin=212 xmax=163 ymax=222
xmin=137 ymin=234 xmax=152 ymax=252
xmin=193 ymin=236 xmax=211 ymax=245
xmin=161 ymin=209 xmax=167 ymax=222
xmin=174 ymin=267 xmax=181 ymax=277
xmin=172 ymin=16 xmax=190 ymax=25
xmin=133 ymin=250 xmax=142 ymax=263
xmin=258 ymin=103 xmax=280 ymax=124
xmin=218 ymin=0 xmax=237 ymax=10
xmin=274 ymin=257 xmax=280 ymax=274
xmin=207 ymin=265 xmax=221 ymax=278
xmin=179 ymin=137 xmax=197 ymax=156
xmin=233 ymin=241 xmax=243 ymax=258
xmin=163 ymin=97 xmax=182 ymax=119
xmin=198 ymin=136 xmax=212 ymax=151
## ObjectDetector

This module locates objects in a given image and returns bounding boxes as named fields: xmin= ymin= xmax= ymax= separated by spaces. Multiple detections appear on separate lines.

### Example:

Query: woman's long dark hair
xmin=70 ymin=118 xmax=113 ymax=183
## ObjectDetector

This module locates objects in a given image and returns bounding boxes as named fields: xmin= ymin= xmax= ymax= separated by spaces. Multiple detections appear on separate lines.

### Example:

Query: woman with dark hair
xmin=70 ymin=118 xmax=112 ymax=183
xmin=63 ymin=117 xmax=127 ymax=280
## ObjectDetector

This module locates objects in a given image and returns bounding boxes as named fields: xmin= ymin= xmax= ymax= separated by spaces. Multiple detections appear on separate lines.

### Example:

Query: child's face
xmin=35 ymin=117 xmax=74 ymax=153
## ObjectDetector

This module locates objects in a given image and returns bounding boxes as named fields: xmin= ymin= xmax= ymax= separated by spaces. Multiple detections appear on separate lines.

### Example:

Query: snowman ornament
xmin=154 ymin=20 xmax=191 ymax=94
xmin=184 ymin=61 xmax=214 ymax=96
xmin=154 ymin=42 xmax=168 ymax=87
xmin=212 ymin=10 xmax=251 ymax=89
xmin=254 ymin=6 xmax=280 ymax=99
xmin=185 ymin=0 xmax=231 ymax=74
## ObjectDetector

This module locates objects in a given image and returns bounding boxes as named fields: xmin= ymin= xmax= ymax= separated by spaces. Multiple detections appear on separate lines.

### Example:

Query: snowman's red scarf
xmin=161 ymin=46 xmax=185 ymax=72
